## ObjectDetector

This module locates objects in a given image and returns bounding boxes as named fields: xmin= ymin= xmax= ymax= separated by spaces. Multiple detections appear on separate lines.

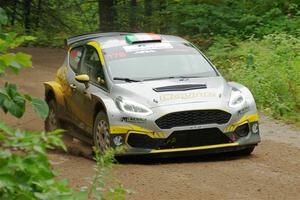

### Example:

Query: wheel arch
xmin=92 ymin=97 xmax=108 ymax=125
xmin=44 ymin=81 xmax=65 ymax=106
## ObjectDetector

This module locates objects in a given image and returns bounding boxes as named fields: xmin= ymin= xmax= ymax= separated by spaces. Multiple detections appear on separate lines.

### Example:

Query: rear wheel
xmin=93 ymin=111 xmax=111 ymax=154
xmin=45 ymin=100 xmax=60 ymax=131
xmin=45 ymin=100 xmax=73 ymax=143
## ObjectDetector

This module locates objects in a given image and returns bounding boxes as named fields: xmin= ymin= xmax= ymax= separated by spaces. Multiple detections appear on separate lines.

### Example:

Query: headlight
xmin=229 ymin=89 xmax=246 ymax=108
xmin=115 ymin=97 xmax=153 ymax=116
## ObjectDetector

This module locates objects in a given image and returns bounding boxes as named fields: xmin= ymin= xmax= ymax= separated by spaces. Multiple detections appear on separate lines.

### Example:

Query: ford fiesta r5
xmin=44 ymin=32 xmax=261 ymax=156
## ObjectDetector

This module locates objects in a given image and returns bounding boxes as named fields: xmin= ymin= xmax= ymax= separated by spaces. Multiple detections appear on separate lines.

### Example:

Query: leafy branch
xmin=0 ymin=8 xmax=48 ymax=120
xmin=0 ymin=7 xmax=128 ymax=200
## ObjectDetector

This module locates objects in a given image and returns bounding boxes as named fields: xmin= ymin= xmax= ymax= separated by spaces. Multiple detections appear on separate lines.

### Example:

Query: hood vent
xmin=153 ymin=84 xmax=207 ymax=92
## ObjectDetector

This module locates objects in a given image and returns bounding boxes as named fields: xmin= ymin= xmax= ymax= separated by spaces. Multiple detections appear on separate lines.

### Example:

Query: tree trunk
xmin=98 ymin=0 xmax=115 ymax=32
xmin=10 ymin=0 xmax=17 ymax=26
xmin=144 ymin=0 xmax=152 ymax=31
xmin=129 ymin=0 xmax=137 ymax=32
xmin=159 ymin=0 xmax=166 ymax=33
xmin=144 ymin=0 xmax=152 ymax=17
xmin=23 ymin=0 xmax=32 ymax=34
xmin=35 ymin=0 xmax=42 ymax=29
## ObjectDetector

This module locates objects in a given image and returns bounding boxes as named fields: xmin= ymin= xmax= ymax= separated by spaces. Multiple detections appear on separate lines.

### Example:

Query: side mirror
xmin=75 ymin=74 xmax=89 ymax=88
xmin=75 ymin=74 xmax=89 ymax=83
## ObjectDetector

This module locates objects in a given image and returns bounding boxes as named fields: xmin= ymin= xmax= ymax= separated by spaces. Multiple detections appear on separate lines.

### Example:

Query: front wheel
xmin=93 ymin=111 xmax=111 ymax=154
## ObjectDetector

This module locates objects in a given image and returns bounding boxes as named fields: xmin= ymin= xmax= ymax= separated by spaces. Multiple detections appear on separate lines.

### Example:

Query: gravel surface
xmin=1 ymin=47 xmax=299 ymax=200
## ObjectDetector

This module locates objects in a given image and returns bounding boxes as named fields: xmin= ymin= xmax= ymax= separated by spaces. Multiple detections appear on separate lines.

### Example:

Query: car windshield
xmin=103 ymin=42 xmax=218 ymax=81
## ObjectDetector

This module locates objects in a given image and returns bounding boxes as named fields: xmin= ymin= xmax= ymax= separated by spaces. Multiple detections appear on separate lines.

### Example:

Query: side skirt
xmin=59 ymin=119 xmax=93 ymax=145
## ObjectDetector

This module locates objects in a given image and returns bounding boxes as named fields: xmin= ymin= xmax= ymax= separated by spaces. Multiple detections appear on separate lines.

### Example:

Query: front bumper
xmin=107 ymin=105 xmax=261 ymax=156
xmin=118 ymin=144 xmax=256 ymax=159
xmin=111 ymin=122 xmax=260 ymax=155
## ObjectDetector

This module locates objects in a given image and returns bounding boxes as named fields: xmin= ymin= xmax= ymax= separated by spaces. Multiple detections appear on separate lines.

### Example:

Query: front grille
xmin=127 ymin=128 xmax=232 ymax=149
xmin=160 ymin=128 xmax=232 ymax=149
xmin=155 ymin=110 xmax=231 ymax=129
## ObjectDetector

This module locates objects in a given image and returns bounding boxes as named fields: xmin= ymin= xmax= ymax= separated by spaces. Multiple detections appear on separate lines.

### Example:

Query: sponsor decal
xmin=121 ymin=117 xmax=147 ymax=123
xmin=166 ymin=137 xmax=176 ymax=145
xmin=134 ymin=50 xmax=156 ymax=54
xmin=102 ymin=39 xmax=127 ymax=49
xmin=105 ymin=51 xmax=127 ymax=60
xmin=238 ymin=106 xmax=250 ymax=115
xmin=123 ymin=43 xmax=173 ymax=52
xmin=189 ymin=125 xmax=203 ymax=129
xmin=159 ymin=91 xmax=217 ymax=102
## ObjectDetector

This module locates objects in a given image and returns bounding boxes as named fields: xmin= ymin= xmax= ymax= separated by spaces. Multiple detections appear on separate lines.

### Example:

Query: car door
xmin=64 ymin=46 xmax=88 ymax=125
xmin=70 ymin=44 xmax=108 ymax=129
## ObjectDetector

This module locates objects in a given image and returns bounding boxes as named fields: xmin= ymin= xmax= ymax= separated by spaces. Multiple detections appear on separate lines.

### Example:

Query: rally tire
xmin=45 ymin=100 xmax=60 ymax=132
xmin=45 ymin=100 xmax=73 ymax=146
xmin=93 ymin=111 xmax=111 ymax=154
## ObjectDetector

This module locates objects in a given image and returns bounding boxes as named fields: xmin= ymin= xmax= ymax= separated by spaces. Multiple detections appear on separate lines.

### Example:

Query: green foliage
xmin=31 ymin=98 xmax=49 ymax=120
xmin=1 ymin=8 xmax=127 ymax=200
xmin=3 ymin=1 xmax=300 ymax=46
xmin=0 ymin=83 xmax=25 ymax=118
xmin=27 ymin=30 xmax=67 ymax=48
xmin=0 ymin=51 xmax=31 ymax=73
xmin=0 ymin=32 xmax=34 ymax=73
xmin=0 ymin=82 xmax=49 ymax=119
xmin=0 ymin=122 xmax=127 ymax=200
xmin=0 ymin=8 xmax=70 ymax=200
xmin=82 ymin=148 xmax=128 ymax=200
xmin=0 ymin=8 xmax=48 ymax=119
xmin=207 ymin=33 xmax=300 ymax=122
xmin=0 ymin=8 xmax=7 ymax=29
xmin=2 ymin=0 xmax=299 ymax=121
xmin=0 ymin=123 xmax=73 ymax=200
xmin=0 ymin=33 xmax=34 ymax=54
xmin=168 ymin=0 xmax=300 ymax=38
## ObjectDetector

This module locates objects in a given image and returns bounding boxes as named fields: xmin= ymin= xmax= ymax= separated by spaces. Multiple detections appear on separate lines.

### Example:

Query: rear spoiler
xmin=64 ymin=32 xmax=131 ymax=47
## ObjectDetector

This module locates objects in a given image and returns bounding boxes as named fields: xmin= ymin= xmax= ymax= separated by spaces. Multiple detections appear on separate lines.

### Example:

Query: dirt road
xmin=1 ymin=47 xmax=300 ymax=200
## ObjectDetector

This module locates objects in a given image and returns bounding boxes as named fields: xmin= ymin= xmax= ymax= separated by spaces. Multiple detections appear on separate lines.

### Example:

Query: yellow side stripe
xmin=151 ymin=143 xmax=239 ymax=153
xmin=110 ymin=124 xmax=166 ymax=138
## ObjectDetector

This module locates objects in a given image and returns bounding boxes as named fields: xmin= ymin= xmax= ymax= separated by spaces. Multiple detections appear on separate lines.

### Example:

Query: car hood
xmin=111 ymin=77 xmax=231 ymax=108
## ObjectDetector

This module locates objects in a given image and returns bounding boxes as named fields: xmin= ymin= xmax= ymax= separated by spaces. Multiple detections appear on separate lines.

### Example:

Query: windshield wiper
xmin=143 ymin=75 xmax=204 ymax=81
xmin=113 ymin=77 xmax=141 ymax=82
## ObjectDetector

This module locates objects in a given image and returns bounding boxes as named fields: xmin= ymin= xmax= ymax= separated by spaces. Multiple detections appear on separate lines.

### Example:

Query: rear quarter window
xmin=69 ymin=46 xmax=83 ymax=72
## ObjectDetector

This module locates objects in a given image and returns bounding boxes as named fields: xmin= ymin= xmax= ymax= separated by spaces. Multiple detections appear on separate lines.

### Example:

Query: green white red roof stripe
xmin=125 ymin=33 xmax=161 ymax=43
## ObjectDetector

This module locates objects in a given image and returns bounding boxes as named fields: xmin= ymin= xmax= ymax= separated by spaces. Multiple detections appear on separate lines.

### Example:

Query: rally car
xmin=44 ymin=32 xmax=261 ymax=156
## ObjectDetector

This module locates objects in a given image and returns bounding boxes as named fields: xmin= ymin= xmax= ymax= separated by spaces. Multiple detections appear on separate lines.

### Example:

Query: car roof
xmin=66 ymin=32 xmax=188 ymax=48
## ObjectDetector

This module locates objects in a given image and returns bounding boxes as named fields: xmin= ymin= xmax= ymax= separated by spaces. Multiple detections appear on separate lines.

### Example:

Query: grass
xmin=206 ymin=33 xmax=300 ymax=124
